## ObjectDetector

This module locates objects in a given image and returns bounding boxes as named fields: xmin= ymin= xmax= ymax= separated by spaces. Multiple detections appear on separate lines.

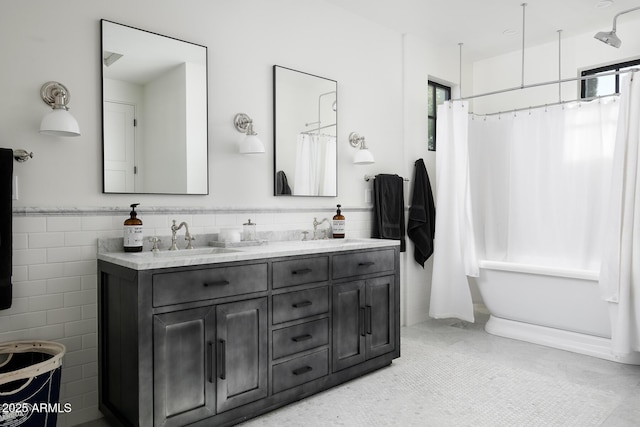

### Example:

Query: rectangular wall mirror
xmin=273 ymin=66 xmax=337 ymax=197
xmin=101 ymin=20 xmax=209 ymax=194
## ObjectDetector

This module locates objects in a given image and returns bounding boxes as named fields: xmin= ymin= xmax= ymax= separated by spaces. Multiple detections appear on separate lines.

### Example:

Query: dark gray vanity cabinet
xmin=216 ymin=298 xmax=268 ymax=412
xmin=98 ymin=245 xmax=399 ymax=427
xmin=153 ymin=306 xmax=216 ymax=427
xmin=332 ymin=249 xmax=396 ymax=372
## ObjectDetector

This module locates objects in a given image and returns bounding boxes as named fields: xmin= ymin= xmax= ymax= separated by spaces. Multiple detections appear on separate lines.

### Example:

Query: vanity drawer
xmin=332 ymin=249 xmax=395 ymax=279
xmin=272 ymin=286 xmax=329 ymax=324
xmin=152 ymin=263 xmax=267 ymax=307
xmin=273 ymin=256 xmax=329 ymax=289
xmin=272 ymin=318 xmax=329 ymax=360
xmin=272 ymin=349 xmax=329 ymax=394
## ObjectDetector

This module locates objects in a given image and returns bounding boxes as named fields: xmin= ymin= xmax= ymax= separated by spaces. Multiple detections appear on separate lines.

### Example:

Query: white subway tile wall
xmin=2 ymin=208 xmax=373 ymax=426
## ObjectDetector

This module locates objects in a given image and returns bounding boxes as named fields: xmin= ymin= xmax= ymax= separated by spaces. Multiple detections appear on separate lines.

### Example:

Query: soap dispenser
xmin=332 ymin=204 xmax=345 ymax=239
xmin=124 ymin=203 xmax=143 ymax=252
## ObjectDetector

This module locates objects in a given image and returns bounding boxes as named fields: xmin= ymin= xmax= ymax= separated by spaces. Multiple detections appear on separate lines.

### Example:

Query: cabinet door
xmin=332 ymin=280 xmax=366 ymax=371
xmin=153 ymin=307 xmax=216 ymax=427
xmin=365 ymin=275 xmax=396 ymax=359
xmin=216 ymin=298 xmax=268 ymax=413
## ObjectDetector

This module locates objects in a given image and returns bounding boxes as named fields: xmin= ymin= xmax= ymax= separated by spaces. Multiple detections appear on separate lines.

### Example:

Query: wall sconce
xmin=39 ymin=81 xmax=81 ymax=137
xmin=349 ymin=132 xmax=375 ymax=164
xmin=234 ymin=113 xmax=265 ymax=154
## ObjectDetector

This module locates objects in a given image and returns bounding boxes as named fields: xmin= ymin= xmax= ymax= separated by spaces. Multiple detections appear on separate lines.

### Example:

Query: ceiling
xmin=323 ymin=0 xmax=640 ymax=61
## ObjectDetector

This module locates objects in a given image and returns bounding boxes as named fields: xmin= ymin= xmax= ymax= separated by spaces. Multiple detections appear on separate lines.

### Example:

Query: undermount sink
xmin=142 ymin=247 xmax=239 ymax=258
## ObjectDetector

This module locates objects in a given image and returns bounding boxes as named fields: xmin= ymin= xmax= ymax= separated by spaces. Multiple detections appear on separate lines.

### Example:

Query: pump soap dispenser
xmin=124 ymin=203 xmax=143 ymax=252
xmin=332 ymin=204 xmax=345 ymax=239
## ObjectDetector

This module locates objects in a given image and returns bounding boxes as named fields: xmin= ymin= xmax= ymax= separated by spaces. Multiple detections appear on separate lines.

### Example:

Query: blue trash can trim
xmin=0 ymin=341 xmax=66 ymax=427
xmin=0 ymin=341 xmax=65 ymax=388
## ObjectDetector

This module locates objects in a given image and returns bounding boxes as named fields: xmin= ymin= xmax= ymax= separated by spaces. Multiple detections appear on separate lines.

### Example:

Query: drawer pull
xmin=291 ymin=334 xmax=313 ymax=342
xmin=358 ymin=262 xmax=376 ymax=267
xmin=292 ymin=300 xmax=312 ymax=308
xmin=292 ymin=365 xmax=313 ymax=376
xmin=204 ymin=280 xmax=230 ymax=287
xmin=365 ymin=305 xmax=372 ymax=335
xmin=292 ymin=268 xmax=312 ymax=275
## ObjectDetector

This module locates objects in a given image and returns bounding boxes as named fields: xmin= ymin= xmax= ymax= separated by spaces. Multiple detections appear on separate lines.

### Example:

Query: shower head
xmin=594 ymin=30 xmax=621 ymax=48
xmin=594 ymin=6 xmax=640 ymax=48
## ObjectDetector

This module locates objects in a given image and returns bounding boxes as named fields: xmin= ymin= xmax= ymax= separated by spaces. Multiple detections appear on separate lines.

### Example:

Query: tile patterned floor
xmin=80 ymin=310 xmax=640 ymax=426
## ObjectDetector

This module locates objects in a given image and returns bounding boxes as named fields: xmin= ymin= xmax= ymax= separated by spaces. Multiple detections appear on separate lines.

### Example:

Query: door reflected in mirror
xmin=101 ymin=20 xmax=208 ymax=194
xmin=273 ymin=66 xmax=337 ymax=197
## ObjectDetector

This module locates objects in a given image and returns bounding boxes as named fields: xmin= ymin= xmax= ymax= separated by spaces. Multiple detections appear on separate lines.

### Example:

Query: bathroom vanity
xmin=97 ymin=239 xmax=400 ymax=426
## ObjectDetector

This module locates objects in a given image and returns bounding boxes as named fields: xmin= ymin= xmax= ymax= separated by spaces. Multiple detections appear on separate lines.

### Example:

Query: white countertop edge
xmin=98 ymin=238 xmax=400 ymax=270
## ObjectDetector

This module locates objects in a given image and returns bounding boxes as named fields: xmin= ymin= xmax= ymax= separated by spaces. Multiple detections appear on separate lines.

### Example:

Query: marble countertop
xmin=97 ymin=238 xmax=400 ymax=270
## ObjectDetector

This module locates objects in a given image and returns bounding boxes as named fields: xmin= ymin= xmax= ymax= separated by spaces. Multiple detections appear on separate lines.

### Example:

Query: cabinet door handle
xmin=359 ymin=307 xmax=366 ymax=336
xmin=292 ymin=268 xmax=312 ymax=275
xmin=291 ymin=334 xmax=312 ymax=342
xmin=292 ymin=365 xmax=313 ymax=376
xmin=358 ymin=261 xmax=375 ymax=267
xmin=217 ymin=339 xmax=226 ymax=380
xmin=292 ymin=300 xmax=312 ymax=308
xmin=365 ymin=305 xmax=372 ymax=335
xmin=207 ymin=342 xmax=214 ymax=383
xmin=204 ymin=280 xmax=230 ymax=287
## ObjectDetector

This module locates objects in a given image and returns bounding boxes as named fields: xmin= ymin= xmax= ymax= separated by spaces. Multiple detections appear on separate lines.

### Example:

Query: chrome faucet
xmin=170 ymin=220 xmax=195 ymax=250
xmin=312 ymin=217 xmax=331 ymax=240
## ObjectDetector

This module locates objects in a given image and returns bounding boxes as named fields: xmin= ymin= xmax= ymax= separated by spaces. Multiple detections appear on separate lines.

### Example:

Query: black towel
xmin=276 ymin=170 xmax=292 ymax=195
xmin=0 ymin=148 xmax=13 ymax=310
xmin=372 ymin=174 xmax=406 ymax=252
xmin=407 ymin=159 xmax=436 ymax=267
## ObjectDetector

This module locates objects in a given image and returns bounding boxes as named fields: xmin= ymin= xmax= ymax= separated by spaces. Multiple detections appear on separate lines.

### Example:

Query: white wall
xmin=0 ymin=1 xmax=456 ymax=424
xmin=0 ymin=0 xmax=408 ymax=209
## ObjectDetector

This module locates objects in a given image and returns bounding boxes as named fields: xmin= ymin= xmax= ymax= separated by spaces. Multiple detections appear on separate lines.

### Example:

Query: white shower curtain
xmin=430 ymin=100 xmax=478 ymax=322
xmin=433 ymin=95 xmax=621 ymax=323
xmin=600 ymin=73 xmax=640 ymax=355
xmin=293 ymin=134 xmax=336 ymax=196
xmin=294 ymin=133 xmax=319 ymax=195
xmin=469 ymin=99 xmax=619 ymax=271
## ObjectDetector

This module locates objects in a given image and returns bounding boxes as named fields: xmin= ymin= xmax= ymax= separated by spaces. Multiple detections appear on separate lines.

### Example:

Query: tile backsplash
xmin=3 ymin=206 xmax=372 ymax=426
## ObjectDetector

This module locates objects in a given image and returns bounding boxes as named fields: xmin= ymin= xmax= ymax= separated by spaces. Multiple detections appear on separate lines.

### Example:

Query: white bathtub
xmin=475 ymin=260 xmax=640 ymax=365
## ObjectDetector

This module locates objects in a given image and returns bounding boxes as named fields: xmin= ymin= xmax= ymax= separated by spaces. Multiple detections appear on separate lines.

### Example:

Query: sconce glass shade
xmin=40 ymin=109 xmax=81 ymax=137
xmin=39 ymin=81 xmax=81 ymax=137
xmin=234 ymin=114 xmax=265 ymax=154
xmin=239 ymin=134 xmax=266 ymax=154
xmin=353 ymin=148 xmax=375 ymax=164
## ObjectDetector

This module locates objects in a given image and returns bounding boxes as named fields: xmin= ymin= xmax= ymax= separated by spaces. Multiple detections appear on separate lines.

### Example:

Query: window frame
xmin=580 ymin=58 xmax=640 ymax=99
xmin=428 ymin=80 xmax=451 ymax=151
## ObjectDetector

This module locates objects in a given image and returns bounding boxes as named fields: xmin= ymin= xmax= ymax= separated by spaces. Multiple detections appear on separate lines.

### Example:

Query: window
xmin=581 ymin=58 xmax=640 ymax=99
xmin=428 ymin=80 xmax=451 ymax=151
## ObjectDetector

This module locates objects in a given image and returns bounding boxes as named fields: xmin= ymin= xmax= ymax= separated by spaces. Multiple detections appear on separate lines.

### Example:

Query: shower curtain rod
xmin=302 ymin=123 xmax=336 ymax=133
xmin=470 ymin=92 xmax=618 ymax=118
xmin=453 ymin=67 xmax=638 ymax=102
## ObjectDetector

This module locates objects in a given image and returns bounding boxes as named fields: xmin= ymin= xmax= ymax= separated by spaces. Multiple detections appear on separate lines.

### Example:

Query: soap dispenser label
xmin=332 ymin=220 xmax=345 ymax=234
xmin=124 ymin=225 xmax=143 ymax=247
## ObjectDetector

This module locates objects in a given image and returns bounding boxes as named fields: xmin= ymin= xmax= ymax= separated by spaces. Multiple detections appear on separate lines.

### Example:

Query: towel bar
xmin=13 ymin=149 xmax=33 ymax=163
xmin=364 ymin=174 xmax=409 ymax=182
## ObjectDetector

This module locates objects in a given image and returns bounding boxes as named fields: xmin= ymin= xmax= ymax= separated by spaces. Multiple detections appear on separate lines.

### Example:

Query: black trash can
xmin=0 ymin=341 xmax=66 ymax=427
